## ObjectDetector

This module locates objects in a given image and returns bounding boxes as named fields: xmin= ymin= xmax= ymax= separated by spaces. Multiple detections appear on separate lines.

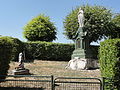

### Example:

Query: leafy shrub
xmin=99 ymin=39 xmax=120 ymax=89
xmin=24 ymin=41 xmax=74 ymax=61
xmin=0 ymin=37 xmax=13 ymax=79
xmin=23 ymin=14 xmax=57 ymax=42
xmin=8 ymin=37 xmax=24 ymax=61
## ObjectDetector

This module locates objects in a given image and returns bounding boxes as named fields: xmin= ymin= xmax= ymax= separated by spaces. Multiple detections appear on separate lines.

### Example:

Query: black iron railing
xmin=0 ymin=75 xmax=103 ymax=90
xmin=54 ymin=77 xmax=102 ymax=90
xmin=0 ymin=75 xmax=54 ymax=90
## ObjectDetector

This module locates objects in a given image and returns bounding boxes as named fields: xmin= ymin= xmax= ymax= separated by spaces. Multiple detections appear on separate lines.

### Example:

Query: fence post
xmin=102 ymin=77 xmax=105 ymax=90
xmin=51 ymin=75 xmax=54 ymax=90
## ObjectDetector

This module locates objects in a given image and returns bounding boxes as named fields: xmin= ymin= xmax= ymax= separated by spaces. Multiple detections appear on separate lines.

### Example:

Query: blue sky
xmin=0 ymin=0 xmax=120 ymax=43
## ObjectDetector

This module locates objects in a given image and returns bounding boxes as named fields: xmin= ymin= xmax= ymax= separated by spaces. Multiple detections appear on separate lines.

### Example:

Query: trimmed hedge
xmin=99 ymin=39 xmax=120 ymax=89
xmin=8 ymin=37 xmax=24 ymax=61
xmin=0 ymin=37 xmax=13 ymax=79
xmin=24 ymin=41 xmax=74 ymax=61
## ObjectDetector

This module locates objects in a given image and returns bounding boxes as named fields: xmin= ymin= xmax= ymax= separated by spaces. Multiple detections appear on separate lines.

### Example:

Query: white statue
xmin=19 ymin=52 xmax=23 ymax=63
xmin=15 ymin=52 xmax=25 ymax=70
xmin=78 ymin=8 xmax=84 ymax=27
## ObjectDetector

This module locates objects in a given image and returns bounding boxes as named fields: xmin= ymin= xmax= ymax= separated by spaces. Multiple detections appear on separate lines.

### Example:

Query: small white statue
xmin=78 ymin=8 xmax=84 ymax=27
xmin=19 ymin=52 xmax=23 ymax=63
xmin=15 ymin=52 xmax=25 ymax=70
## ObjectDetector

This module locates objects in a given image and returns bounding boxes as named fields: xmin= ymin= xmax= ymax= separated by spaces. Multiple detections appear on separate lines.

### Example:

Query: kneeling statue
xmin=15 ymin=52 xmax=25 ymax=70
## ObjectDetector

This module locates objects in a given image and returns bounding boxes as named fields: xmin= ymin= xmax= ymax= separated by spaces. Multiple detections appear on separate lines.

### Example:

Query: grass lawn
xmin=9 ymin=60 xmax=101 ymax=78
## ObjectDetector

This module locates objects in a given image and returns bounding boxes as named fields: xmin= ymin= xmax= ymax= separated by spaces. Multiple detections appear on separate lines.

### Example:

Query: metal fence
xmin=54 ymin=77 xmax=102 ymax=90
xmin=0 ymin=75 xmax=54 ymax=90
xmin=0 ymin=75 xmax=103 ymax=90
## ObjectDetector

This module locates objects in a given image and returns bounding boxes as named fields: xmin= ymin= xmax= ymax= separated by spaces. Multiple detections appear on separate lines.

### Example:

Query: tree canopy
xmin=63 ymin=5 xmax=114 ymax=43
xmin=23 ymin=14 xmax=57 ymax=42
xmin=110 ymin=14 xmax=120 ymax=38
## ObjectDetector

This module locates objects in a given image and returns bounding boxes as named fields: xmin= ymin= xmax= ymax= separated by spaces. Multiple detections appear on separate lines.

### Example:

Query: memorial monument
xmin=69 ymin=8 xmax=98 ymax=70
xmin=72 ymin=8 xmax=93 ymax=59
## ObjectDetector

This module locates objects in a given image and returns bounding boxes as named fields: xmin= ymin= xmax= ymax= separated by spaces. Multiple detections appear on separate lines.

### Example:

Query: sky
xmin=0 ymin=0 xmax=120 ymax=44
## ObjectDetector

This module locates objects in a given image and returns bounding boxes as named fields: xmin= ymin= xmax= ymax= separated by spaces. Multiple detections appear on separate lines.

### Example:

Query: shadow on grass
xmin=87 ymin=67 xmax=99 ymax=70
xmin=0 ymin=87 xmax=45 ymax=90
xmin=24 ymin=59 xmax=35 ymax=63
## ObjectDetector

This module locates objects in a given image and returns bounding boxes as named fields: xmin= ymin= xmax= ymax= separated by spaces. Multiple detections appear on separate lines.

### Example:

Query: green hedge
xmin=0 ymin=37 xmax=13 ymax=79
xmin=8 ymin=37 xmax=24 ymax=61
xmin=99 ymin=39 xmax=120 ymax=89
xmin=24 ymin=41 xmax=74 ymax=61
xmin=0 ymin=37 xmax=24 ymax=61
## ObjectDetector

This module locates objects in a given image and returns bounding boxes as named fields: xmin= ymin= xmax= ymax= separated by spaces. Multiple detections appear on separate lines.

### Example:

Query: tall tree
xmin=63 ymin=5 xmax=113 ymax=44
xmin=23 ymin=14 xmax=57 ymax=42
xmin=110 ymin=14 xmax=120 ymax=38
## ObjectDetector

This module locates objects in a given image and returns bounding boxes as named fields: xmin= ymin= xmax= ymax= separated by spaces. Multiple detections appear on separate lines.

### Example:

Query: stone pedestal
xmin=66 ymin=58 xmax=98 ymax=70
xmin=72 ymin=48 xmax=93 ymax=59
xmin=72 ymin=27 xmax=93 ymax=59
xmin=12 ymin=69 xmax=30 ymax=75
xmin=71 ymin=26 xmax=98 ymax=69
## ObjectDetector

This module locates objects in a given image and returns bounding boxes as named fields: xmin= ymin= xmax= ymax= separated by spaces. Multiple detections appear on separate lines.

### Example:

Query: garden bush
xmin=24 ymin=41 xmax=74 ymax=61
xmin=99 ymin=39 xmax=120 ymax=89
xmin=8 ymin=37 xmax=24 ymax=61
xmin=0 ymin=37 xmax=13 ymax=79
xmin=23 ymin=14 xmax=57 ymax=42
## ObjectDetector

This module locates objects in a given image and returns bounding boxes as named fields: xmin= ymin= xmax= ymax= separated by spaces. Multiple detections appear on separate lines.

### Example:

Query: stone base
xmin=66 ymin=58 xmax=98 ymax=70
xmin=12 ymin=69 xmax=30 ymax=75
xmin=71 ymin=48 xmax=93 ymax=59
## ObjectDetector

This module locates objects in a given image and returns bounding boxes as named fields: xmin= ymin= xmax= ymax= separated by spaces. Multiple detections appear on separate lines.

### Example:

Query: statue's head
xmin=79 ymin=8 xmax=84 ymax=14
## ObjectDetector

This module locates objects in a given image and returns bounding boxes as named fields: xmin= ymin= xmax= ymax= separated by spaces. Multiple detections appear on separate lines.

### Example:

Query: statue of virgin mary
xmin=78 ymin=8 xmax=84 ymax=27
